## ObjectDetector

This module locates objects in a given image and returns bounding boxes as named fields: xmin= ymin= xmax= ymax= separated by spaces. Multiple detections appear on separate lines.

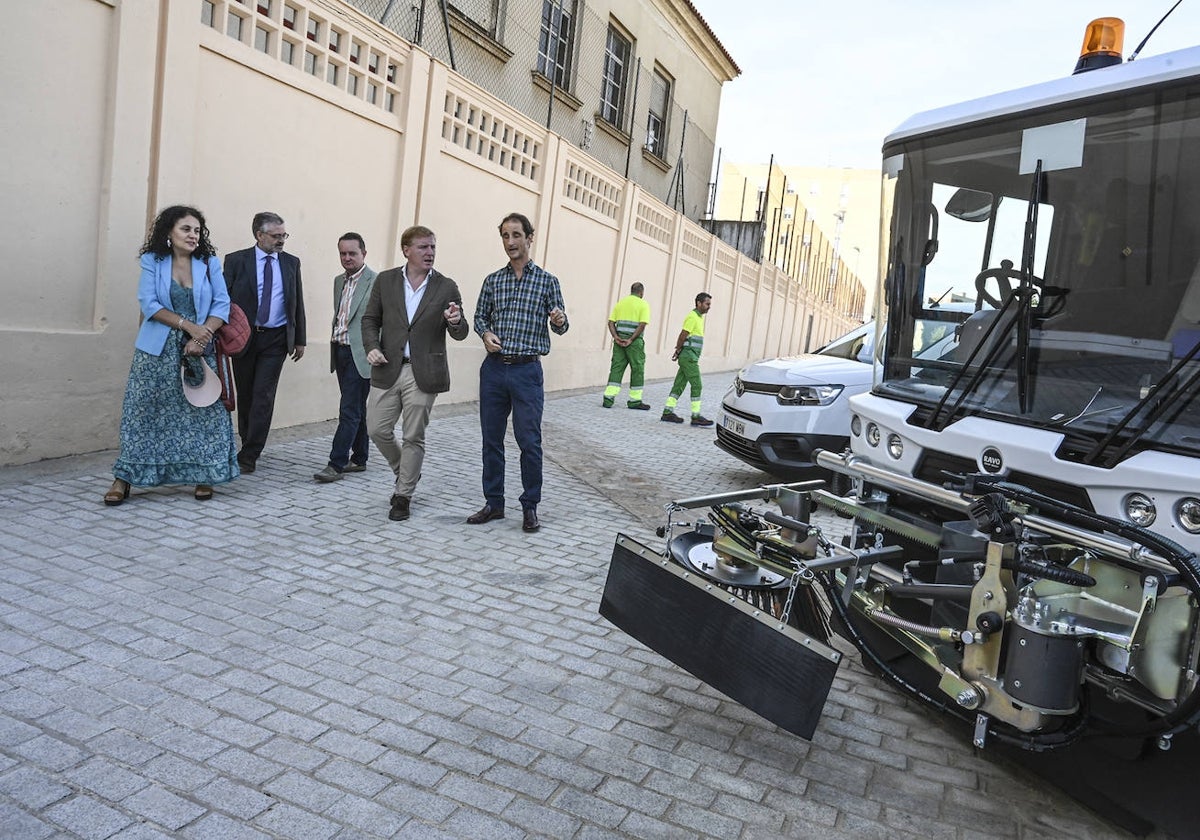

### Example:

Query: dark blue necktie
xmin=257 ymin=254 xmax=274 ymax=326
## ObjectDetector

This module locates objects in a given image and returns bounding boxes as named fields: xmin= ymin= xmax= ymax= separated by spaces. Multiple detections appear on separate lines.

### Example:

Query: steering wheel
xmin=974 ymin=260 xmax=1041 ymax=309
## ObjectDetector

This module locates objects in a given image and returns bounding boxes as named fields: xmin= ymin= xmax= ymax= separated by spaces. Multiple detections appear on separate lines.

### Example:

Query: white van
xmin=716 ymin=306 xmax=968 ymax=478
xmin=715 ymin=321 xmax=876 ymax=478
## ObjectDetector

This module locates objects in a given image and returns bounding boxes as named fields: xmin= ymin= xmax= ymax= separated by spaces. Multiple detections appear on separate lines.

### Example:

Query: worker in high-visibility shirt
xmin=661 ymin=292 xmax=714 ymax=427
xmin=602 ymin=283 xmax=652 ymax=410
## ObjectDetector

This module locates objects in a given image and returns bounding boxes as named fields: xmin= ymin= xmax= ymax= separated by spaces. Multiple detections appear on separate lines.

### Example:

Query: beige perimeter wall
xmin=0 ymin=0 xmax=859 ymax=466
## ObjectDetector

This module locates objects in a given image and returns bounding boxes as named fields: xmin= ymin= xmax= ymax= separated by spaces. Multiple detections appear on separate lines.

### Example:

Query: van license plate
xmin=721 ymin=413 xmax=745 ymax=436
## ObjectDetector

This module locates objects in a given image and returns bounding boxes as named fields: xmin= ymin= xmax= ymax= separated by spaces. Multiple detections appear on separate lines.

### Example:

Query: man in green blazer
xmin=314 ymin=233 xmax=378 ymax=482
xmin=361 ymin=225 xmax=470 ymax=521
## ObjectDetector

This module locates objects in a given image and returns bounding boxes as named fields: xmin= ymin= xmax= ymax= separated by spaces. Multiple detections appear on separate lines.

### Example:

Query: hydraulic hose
xmin=970 ymin=478 xmax=1200 ymax=737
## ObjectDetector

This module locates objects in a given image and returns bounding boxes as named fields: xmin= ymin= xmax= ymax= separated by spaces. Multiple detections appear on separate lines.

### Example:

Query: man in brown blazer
xmin=361 ymin=225 xmax=470 ymax=521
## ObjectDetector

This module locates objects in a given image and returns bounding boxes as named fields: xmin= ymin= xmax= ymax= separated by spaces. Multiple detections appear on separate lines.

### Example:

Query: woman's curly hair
xmin=140 ymin=205 xmax=217 ymax=261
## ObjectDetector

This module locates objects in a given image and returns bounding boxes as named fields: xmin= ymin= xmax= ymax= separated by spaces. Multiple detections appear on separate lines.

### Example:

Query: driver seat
xmin=955 ymin=307 xmax=1017 ymax=367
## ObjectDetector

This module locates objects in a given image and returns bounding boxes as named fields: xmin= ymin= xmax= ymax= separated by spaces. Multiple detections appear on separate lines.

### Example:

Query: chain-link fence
xmin=344 ymin=0 xmax=719 ymax=221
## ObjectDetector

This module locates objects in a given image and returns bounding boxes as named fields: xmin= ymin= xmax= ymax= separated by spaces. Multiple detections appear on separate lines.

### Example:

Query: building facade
xmin=0 ymin=0 xmax=854 ymax=466
xmin=343 ymin=0 xmax=739 ymax=222
xmin=712 ymin=162 xmax=879 ymax=321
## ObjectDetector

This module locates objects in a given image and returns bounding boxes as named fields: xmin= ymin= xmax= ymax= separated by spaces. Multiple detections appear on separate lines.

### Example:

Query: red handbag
xmin=216 ymin=302 xmax=250 ymax=357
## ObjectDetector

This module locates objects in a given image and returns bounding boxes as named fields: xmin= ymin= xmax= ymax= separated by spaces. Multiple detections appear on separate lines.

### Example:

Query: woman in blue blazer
xmin=104 ymin=205 xmax=239 ymax=504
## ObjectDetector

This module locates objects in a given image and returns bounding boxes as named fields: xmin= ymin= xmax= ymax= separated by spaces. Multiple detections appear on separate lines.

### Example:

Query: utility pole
xmin=827 ymin=210 xmax=845 ymax=301
xmin=667 ymin=110 xmax=689 ymax=212
xmin=545 ymin=0 xmax=565 ymax=129
xmin=758 ymin=155 xmax=774 ymax=263
xmin=439 ymin=0 xmax=456 ymax=71
xmin=707 ymin=146 xmax=722 ymax=219
xmin=624 ymin=58 xmax=641 ymax=178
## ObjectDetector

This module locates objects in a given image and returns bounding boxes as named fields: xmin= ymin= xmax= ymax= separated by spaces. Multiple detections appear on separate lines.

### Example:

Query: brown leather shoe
xmin=103 ymin=479 xmax=130 ymax=507
xmin=522 ymin=507 xmax=540 ymax=533
xmin=466 ymin=504 xmax=504 ymax=524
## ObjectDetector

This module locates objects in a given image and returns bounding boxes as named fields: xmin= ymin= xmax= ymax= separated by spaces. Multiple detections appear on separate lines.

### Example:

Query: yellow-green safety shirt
xmin=609 ymin=294 xmax=650 ymax=339
xmin=681 ymin=309 xmax=705 ymax=355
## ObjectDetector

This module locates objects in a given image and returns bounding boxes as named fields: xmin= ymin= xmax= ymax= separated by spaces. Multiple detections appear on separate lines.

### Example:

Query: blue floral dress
xmin=113 ymin=281 xmax=239 ymax=487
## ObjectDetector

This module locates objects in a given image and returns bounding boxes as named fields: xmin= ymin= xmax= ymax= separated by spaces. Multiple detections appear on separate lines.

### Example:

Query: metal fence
xmin=344 ymin=0 xmax=718 ymax=219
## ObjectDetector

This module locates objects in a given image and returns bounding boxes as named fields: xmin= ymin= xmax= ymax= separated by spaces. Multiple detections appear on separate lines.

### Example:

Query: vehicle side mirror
xmin=946 ymin=188 xmax=994 ymax=222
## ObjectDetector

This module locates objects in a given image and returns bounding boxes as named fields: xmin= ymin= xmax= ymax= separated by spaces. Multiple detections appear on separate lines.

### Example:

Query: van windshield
xmin=819 ymin=325 xmax=872 ymax=362
xmin=878 ymin=80 xmax=1200 ymax=466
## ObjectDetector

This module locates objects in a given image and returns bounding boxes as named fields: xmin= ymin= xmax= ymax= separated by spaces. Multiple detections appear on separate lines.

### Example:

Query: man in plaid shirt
xmin=467 ymin=212 xmax=569 ymax=533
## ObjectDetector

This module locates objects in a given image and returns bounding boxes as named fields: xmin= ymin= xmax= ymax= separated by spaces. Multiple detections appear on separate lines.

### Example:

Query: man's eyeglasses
xmin=261 ymin=232 xmax=289 ymax=241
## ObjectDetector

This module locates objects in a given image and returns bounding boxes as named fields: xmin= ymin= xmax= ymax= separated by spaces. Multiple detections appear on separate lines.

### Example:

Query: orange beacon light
xmin=1074 ymin=17 xmax=1125 ymax=74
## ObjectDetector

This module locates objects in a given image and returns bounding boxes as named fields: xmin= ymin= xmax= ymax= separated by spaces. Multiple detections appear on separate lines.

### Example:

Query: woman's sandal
xmin=194 ymin=485 xmax=214 ymax=501
xmin=104 ymin=479 xmax=130 ymax=507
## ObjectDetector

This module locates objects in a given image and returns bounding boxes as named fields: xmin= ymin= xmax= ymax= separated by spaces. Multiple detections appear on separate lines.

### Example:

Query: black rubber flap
xmin=600 ymin=535 xmax=839 ymax=740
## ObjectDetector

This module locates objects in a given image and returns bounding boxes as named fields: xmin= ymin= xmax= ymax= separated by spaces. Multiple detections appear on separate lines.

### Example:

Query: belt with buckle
xmin=401 ymin=356 xmax=411 ymax=365
xmin=253 ymin=325 xmax=284 ymax=333
xmin=501 ymin=354 xmax=537 ymax=365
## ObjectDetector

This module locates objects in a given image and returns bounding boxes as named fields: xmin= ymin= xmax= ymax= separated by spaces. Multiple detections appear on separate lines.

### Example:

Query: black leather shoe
xmin=389 ymin=494 xmax=410 ymax=521
xmin=522 ymin=507 xmax=540 ymax=533
xmin=238 ymin=458 xmax=256 ymax=474
xmin=466 ymin=504 xmax=504 ymax=524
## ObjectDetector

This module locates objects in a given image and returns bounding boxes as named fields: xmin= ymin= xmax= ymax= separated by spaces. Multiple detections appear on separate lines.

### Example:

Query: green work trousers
xmin=606 ymin=338 xmax=646 ymax=396
xmin=668 ymin=350 xmax=702 ymax=402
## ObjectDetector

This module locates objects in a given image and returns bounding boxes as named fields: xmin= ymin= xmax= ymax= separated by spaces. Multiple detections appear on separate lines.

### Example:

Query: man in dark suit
xmin=313 ymin=232 xmax=377 ymax=483
xmin=361 ymin=225 xmax=469 ymax=521
xmin=223 ymin=211 xmax=307 ymax=473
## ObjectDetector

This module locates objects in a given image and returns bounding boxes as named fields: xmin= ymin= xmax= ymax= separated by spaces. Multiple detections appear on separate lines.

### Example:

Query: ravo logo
xmin=980 ymin=447 xmax=1004 ymax=474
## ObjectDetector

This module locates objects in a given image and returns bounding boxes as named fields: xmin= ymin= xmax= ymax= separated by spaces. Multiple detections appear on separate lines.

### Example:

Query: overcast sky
xmin=688 ymin=1 xmax=1200 ymax=170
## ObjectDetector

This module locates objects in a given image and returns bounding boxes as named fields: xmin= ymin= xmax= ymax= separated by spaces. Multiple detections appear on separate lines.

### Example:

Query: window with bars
xmin=599 ymin=23 xmax=631 ymax=129
xmin=646 ymin=67 xmax=671 ymax=158
xmin=536 ymin=0 xmax=575 ymax=89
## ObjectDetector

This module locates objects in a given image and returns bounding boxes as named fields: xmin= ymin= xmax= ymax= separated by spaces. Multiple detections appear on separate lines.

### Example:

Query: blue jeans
xmin=330 ymin=344 xmax=370 ymax=470
xmin=479 ymin=354 xmax=544 ymax=510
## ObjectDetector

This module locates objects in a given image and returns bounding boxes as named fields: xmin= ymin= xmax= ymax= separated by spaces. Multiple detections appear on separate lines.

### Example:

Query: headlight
xmin=886 ymin=434 xmax=904 ymax=459
xmin=777 ymin=384 xmax=844 ymax=406
xmin=1124 ymin=493 xmax=1157 ymax=527
xmin=851 ymin=415 xmax=862 ymax=436
xmin=866 ymin=423 xmax=881 ymax=447
xmin=1176 ymin=498 xmax=1200 ymax=534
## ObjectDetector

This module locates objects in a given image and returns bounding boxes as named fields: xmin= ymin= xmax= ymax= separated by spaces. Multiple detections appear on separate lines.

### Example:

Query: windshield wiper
xmin=925 ymin=292 xmax=1020 ymax=430
xmin=926 ymin=164 xmax=1044 ymax=431
xmin=1014 ymin=161 xmax=1043 ymax=413
xmin=1083 ymin=339 xmax=1200 ymax=466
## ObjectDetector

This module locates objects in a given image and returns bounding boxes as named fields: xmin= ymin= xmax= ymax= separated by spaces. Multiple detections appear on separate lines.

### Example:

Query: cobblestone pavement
xmin=0 ymin=371 xmax=1172 ymax=839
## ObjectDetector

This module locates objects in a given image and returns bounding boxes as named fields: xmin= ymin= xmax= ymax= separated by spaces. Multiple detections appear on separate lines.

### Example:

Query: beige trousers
xmin=366 ymin=364 xmax=437 ymax=498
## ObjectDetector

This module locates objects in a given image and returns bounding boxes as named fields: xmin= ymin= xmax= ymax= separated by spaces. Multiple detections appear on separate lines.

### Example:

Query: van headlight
xmin=866 ymin=423 xmax=881 ymax=447
xmin=1176 ymin=498 xmax=1200 ymax=534
xmin=1124 ymin=493 xmax=1157 ymax=527
xmin=777 ymin=384 xmax=843 ymax=406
